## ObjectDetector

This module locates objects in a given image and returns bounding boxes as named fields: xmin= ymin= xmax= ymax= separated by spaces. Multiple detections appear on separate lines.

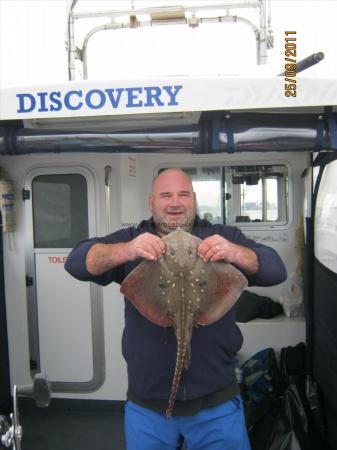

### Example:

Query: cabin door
xmin=24 ymin=166 xmax=105 ymax=393
xmin=311 ymin=154 xmax=337 ymax=448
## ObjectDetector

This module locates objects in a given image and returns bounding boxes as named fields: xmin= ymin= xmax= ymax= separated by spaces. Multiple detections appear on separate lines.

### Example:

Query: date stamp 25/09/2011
xmin=284 ymin=31 xmax=297 ymax=97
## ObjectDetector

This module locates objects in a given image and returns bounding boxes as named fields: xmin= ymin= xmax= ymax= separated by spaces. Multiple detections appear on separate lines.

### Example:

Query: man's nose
xmin=169 ymin=195 xmax=183 ymax=207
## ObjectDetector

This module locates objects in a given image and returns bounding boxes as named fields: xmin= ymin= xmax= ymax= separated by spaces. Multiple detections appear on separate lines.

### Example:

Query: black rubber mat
xmin=19 ymin=400 xmax=126 ymax=450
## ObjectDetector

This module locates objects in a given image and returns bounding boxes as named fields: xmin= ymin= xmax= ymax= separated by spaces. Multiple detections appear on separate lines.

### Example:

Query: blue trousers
xmin=124 ymin=395 xmax=251 ymax=450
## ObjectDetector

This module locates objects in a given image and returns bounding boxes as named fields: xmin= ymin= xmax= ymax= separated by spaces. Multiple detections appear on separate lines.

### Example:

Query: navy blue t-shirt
xmin=65 ymin=217 xmax=287 ymax=402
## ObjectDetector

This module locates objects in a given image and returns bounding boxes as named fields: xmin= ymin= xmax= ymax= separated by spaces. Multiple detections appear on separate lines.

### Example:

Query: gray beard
xmin=154 ymin=218 xmax=194 ymax=236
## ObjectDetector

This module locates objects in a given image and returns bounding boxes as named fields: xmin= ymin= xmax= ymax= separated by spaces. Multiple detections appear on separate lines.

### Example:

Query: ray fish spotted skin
xmin=120 ymin=228 xmax=248 ymax=417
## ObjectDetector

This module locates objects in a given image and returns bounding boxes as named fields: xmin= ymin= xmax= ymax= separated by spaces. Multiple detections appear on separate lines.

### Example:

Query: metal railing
xmin=66 ymin=0 xmax=273 ymax=80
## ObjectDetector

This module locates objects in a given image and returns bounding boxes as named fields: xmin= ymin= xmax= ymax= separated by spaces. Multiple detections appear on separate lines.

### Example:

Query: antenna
xmin=278 ymin=52 xmax=325 ymax=76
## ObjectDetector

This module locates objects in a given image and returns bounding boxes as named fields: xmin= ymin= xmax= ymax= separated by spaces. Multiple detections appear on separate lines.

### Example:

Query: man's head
xmin=149 ymin=168 xmax=197 ymax=235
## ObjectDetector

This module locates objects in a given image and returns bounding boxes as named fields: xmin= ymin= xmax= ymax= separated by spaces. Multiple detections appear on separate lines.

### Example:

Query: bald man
xmin=65 ymin=168 xmax=287 ymax=450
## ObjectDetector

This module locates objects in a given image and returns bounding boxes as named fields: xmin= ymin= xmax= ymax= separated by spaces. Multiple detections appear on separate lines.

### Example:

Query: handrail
xmin=67 ymin=0 xmax=79 ymax=81
xmin=72 ymin=2 xmax=263 ymax=20
xmin=0 ymin=113 xmax=332 ymax=154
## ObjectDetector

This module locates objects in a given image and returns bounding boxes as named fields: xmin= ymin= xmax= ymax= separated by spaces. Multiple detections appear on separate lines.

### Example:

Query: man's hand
xmin=86 ymin=233 xmax=166 ymax=275
xmin=127 ymin=233 xmax=166 ymax=261
xmin=197 ymin=234 xmax=259 ymax=275
xmin=197 ymin=234 xmax=235 ymax=263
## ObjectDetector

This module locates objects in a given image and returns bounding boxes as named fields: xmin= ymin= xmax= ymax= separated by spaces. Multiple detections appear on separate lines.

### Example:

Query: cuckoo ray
xmin=120 ymin=228 xmax=248 ymax=417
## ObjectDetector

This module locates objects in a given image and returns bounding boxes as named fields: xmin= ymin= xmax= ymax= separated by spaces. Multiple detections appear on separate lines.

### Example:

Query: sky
xmin=0 ymin=0 xmax=337 ymax=88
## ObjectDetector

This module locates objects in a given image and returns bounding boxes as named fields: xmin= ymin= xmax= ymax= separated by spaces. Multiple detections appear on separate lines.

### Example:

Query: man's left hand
xmin=197 ymin=234 xmax=259 ymax=275
xmin=197 ymin=235 xmax=235 ymax=263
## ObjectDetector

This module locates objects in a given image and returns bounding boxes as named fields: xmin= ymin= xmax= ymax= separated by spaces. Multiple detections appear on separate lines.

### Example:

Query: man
xmin=65 ymin=168 xmax=287 ymax=450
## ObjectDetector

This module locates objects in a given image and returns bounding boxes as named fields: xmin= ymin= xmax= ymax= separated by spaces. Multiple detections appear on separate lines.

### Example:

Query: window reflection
xmin=159 ymin=164 xmax=288 ymax=226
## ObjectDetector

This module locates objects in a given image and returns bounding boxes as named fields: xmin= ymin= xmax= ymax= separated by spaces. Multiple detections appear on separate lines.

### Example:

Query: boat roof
xmin=1 ymin=75 xmax=336 ymax=129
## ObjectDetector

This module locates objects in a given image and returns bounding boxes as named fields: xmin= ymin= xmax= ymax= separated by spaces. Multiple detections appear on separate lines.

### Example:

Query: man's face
xmin=149 ymin=170 xmax=197 ymax=235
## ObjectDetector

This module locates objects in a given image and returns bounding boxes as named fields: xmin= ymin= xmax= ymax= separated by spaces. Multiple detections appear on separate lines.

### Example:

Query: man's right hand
xmin=127 ymin=233 xmax=166 ymax=261
xmin=86 ymin=233 xmax=166 ymax=276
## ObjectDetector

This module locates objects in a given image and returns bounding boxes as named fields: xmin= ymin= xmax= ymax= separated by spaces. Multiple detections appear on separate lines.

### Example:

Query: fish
xmin=120 ymin=227 xmax=248 ymax=417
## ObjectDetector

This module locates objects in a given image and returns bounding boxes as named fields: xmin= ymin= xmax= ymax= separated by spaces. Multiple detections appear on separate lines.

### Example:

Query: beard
xmin=152 ymin=210 xmax=196 ymax=235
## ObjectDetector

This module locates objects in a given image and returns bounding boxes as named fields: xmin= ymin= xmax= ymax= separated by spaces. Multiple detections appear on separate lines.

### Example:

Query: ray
xmin=120 ymin=228 xmax=248 ymax=417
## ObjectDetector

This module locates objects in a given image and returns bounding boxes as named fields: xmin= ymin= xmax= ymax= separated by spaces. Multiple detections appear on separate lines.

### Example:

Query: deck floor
xmin=20 ymin=402 xmax=126 ymax=450
xmin=19 ymin=406 xmax=189 ymax=450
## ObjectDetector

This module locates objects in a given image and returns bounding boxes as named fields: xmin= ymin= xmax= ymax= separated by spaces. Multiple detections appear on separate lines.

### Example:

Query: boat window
xmin=315 ymin=160 xmax=337 ymax=273
xmin=159 ymin=164 xmax=288 ymax=227
xmin=32 ymin=174 xmax=88 ymax=248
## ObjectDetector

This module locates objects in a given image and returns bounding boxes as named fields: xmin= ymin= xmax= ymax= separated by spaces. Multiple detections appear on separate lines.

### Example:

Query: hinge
xmin=30 ymin=359 xmax=37 ymax=371
xmin=25 ymin=275 xmax=34 ymax=287
xmin=22 ymin=189 xmax=30 ymax=201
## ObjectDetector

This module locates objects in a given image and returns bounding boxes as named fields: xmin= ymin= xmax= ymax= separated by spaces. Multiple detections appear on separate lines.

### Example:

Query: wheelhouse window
xmin=158 ymin=164 xmax=288 ymax=227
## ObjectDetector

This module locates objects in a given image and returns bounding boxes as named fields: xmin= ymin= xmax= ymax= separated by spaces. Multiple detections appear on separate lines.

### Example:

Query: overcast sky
xmin=1 ymin=0 xmax=337 ymax=88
